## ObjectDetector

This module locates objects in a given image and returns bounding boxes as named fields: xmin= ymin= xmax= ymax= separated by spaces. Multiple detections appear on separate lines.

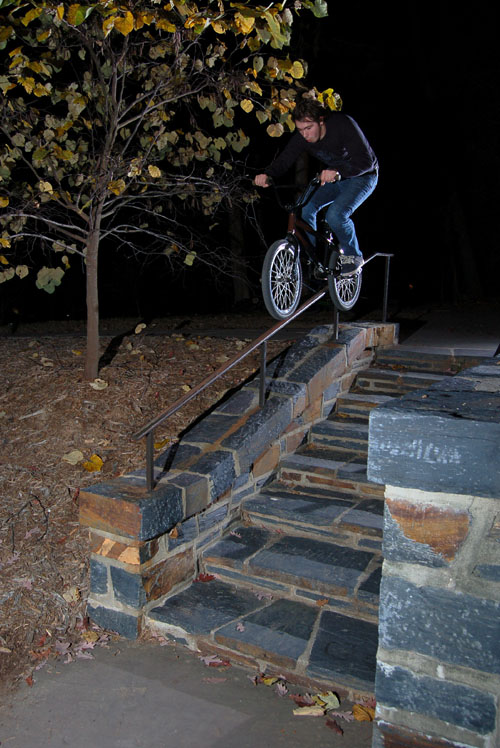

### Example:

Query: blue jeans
xmin=301 ymin=171 xmax=378 ymax=257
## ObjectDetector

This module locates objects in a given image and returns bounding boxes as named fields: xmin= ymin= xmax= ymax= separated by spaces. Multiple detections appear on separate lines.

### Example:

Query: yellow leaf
xmin=72 ymin=350 xmax=82 ymax=356
xmin=39 ymin=181 xmax=53 ymax=193
xmin=89 ymin=378 xmax=108 ymax=390
xmin=107 ymin=179 xmax=126 ymax=195
xmin=266 ymin=123 xmax=284 ymax=138
xmin=211 ymin=20 xmax=225 ymax=33
xmin=56 ymin=5 xmax=65 ymax=21
xmin=82 ymin=454 xmax=104 ymax=472
xmin=148 ymin=164 xmax=162 ymax=178
xmin=181 ymin=384 xmax=191 ymax=392
xmin=134 ymin=323 xmax=146 ymax=334
xmin=114 ymin=11 xmax=134 ymax=36
xmin=0 ymin=197 xmax=9 ymax=207
xmin=292 ymin=706 xmax=325 ymax=717
xmin=234 ymin=12 xmax=254 ymax=35
xmin=16 ymin=265 xmax=29 ymax=279
xmin=313 ymin=691 xmax=341 ymax=710
xmin=157 ymin=18 xmax=176 ymax=32
xmin=184 ymin=251 xmax=196 ymax=266
xmin=62 ymin=586 xmax=81 ymax=603
xmin=0 ymin=238 xmax=11 ymax=248
xmin=240 ymin=98 xmax=254 ymax=113
xmin=82 ymin=630 xmax=99 ymax=642
xmin=102 ymin=16 xmax=116 ymax=37
xmin=154 ymin=437 xmax=171 ymax=450
xmin=352 ymin=704 xmax=375 ymax=722
xmin=290 ymin=61 xmax=304 ymax=79
xmin=0 ymin=255 xmax=9 ymax=265
xmin=62 ymin=449 xmax=84 ymax=465
xmin=22 ymin=7 xmax=43 ymax=26
xmin=261 ymin=676 xmax=279 ymax=686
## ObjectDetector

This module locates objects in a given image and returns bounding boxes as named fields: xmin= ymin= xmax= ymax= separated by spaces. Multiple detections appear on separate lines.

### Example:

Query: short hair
xmin=293 ymin=98 xmax=326 ymax=123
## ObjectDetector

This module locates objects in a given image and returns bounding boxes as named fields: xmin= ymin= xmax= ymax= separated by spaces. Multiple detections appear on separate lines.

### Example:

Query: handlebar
xmin=262 ymin=174 xmax=340 ymax=213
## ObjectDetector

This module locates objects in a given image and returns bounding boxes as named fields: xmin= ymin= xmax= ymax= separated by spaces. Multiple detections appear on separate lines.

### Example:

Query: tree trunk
xmin=84 ymin=229 xmax=100 ymax=381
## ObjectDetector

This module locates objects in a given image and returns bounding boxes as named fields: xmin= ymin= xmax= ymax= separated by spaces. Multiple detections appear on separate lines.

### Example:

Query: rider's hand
xmin=254 ymin=174 xmax=270 ymax=188
xmin=319 ymin=169 xmax=340 ymax=185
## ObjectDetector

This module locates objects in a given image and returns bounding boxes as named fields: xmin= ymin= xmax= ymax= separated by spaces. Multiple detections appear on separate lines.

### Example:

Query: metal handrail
xmin=133 ymin=251 xmax=393 ymax=492
xmin=133 ymin=287 xmax=328 ymax=492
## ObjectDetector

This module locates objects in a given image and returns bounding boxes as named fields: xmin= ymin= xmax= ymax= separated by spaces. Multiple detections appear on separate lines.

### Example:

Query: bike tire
xmin=327 ymin=249 xmax=362 ymax=312
xmin=261 ymin=239 xmax=303 ymax=320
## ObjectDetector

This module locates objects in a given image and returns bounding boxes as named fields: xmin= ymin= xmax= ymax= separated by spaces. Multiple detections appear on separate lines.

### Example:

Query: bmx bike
xmin=261 ymin=176 xmax=362 ymax=320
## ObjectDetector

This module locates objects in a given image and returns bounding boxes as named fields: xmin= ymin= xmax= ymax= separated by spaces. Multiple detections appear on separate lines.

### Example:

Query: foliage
xmin=0 ymin=0 xmax=333 ymax=377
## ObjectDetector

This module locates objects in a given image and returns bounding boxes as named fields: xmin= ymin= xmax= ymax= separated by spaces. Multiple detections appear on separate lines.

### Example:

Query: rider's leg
xmin=324 ymin=172 xmax=378 ymax=258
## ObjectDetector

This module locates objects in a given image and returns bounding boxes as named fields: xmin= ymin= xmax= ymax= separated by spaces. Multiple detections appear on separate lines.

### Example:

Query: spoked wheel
xmin=327 ymin=250 xmax=362 ymax=311
xmin=261 ymin=239 xmax=303 ymax=320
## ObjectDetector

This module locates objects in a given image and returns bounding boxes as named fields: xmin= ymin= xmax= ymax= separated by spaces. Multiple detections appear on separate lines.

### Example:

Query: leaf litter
xmin=0 ymin=317 xmax=289 ymax=693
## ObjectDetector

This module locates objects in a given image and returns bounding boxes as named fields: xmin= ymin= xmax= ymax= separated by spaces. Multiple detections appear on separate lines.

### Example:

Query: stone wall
xmin=368 ymin=362 xmax=500 ymax=748
xmin=80 ymin=322 xmax=397 ymax=639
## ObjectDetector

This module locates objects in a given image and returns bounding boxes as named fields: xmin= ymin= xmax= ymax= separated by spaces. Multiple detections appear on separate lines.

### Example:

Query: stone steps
xmin=374 ymin=347 xmax=487 ymax=374
xmin=146 ymin=347 xmax=477 ymax=696
xmin=354 ymin=368 xmax=448 ymax=395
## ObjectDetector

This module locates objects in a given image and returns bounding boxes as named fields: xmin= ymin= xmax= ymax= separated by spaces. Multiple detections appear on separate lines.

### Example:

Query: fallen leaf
xmin=352 ymin=703 xmax=375 ymax=721
xmin=199 ymin=654 xmax=230 ymax=667
xmin=255 ymin=591 xmax=273 ymax=600
xmin=260 ymin=675 xmax=279 ymax=686
xmin=314 ymin=691 xmax=341 ymax=711
xmin=194 ymin=573 xmax=216 ymax=583
xmin=229 ymin=530 xmax=242 ymax=539
xmin=203 ymin=677 xmax=227 ymax=683
xmin=72 ymin=349 xmax=83 ymax=356
xmin=62 ymin=449 xmax=84 ymax=465
xmin=62 ymin=586 xmax=80 ymax=603
xmin=289 ymin=693 xmax=315 ymax=708
xmin=275 ymin=681 xmax=288 ymax=697
xmin=293 ymin=706 xmax=325 ymax=717
xmin=0 ymin=646 xmax=12 ymax=654
xmin=316 ymin=598 xmax=329 ymax=607
xmin=154 ymin=437 xmax=171 ymax=450
xmin=329 ymin=710 xmax=354 ymax=722
xmin=325 ymin=717 xmax=344 ymax=734
xmin=82 ymin=454 xmax=104 ymax=472
xmin=135 ymin=323 xmax=146 ymax=334
xmin=181 ymin=384 xmax=191 ymax=392
xmin=82 ymin=630 xmax=99 ymax=643
xmin=89 ymin=378 xmax=108 ymax=390
xmin=25 ymin=675 xmax=34 ymax=687
xmin=236 ymin=622 xmax=245 ymax=632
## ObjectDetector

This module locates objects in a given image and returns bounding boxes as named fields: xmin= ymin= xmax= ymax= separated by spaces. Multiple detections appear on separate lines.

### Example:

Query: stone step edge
xmin=200 ymin=562 xmax=380 ymax=621
xmin=144 ymin=617 xmax=375 ymax=701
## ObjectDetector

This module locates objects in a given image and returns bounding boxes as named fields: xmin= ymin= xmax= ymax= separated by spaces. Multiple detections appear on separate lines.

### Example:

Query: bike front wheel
xmin=261 ymin=240 xmax=303 ymax=320
xmin=328 ymin=250 xmax=362 ymax=312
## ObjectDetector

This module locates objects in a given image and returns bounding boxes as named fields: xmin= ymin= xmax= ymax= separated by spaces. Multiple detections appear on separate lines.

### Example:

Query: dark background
xmin=3 ymin=3 xmax=498 ymax=324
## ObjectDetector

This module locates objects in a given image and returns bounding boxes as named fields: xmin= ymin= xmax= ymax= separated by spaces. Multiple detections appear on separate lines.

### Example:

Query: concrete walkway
xmin=0 ymin=639 xmax=373 ymax=747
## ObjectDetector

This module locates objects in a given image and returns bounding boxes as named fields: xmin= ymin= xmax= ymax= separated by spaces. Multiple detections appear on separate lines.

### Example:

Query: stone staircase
xmin=145 ymin=349 xmax=480 ymax=697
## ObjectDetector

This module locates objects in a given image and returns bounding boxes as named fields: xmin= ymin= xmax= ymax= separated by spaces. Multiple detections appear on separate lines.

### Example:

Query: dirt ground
xmin=0 ymin=313 xmax=308 ymax=693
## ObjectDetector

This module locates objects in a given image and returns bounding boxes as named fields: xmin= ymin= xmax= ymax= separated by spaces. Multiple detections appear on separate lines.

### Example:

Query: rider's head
xmin=293 ymin=99 xmax=326 ymax=144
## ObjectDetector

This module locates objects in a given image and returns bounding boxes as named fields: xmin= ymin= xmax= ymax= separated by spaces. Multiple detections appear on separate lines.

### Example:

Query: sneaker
xmin=339 ymin=254 xmax=363 ymax=274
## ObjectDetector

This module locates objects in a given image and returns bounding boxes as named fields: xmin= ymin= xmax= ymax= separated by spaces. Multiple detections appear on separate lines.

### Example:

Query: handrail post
xmin=146 ymin=430 xmax=154 ymax=492
xmin=382 ymin=254 xmax=391 ymax=323
xmin=259 ymin=340 xmax=267 ymax=407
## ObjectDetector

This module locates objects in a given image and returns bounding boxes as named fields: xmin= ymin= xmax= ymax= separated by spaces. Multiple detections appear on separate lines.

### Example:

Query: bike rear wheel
xmin=261 ymin=239 xmax=303 ymax=320
xmin=328 ymin=250 xmax=362 ymax=311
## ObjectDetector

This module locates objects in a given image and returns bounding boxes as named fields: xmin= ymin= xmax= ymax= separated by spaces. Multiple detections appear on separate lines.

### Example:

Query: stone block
xmin=142 ymin=549 xmax=195 ymax=602
xmin=215 ymin=598 xmax=319 ymax=670
xmin=80 ymin=480 xmax=183 ymax=540
xmin=188 ymin=450 xmax=236 ymax=501
xmin=167 ymin=516 xmax=198 ymax=549
xmin=308 ymin=609 xmax=378 ymax=686
xmin=89 ymin=532 xmax=157 ymax=566
xmin=375 ymin=663 xmax=496 ymax=734
xmin=384 ymin=498 xmax=470 ymax=564
xmin=170 ymin=472 xmax=209 ymax=518
xmin=154 ymin=443 xmax=201 ymax=471
xmin=284 ymin=428 xmax=307 ymax=455
xmin=110 ymin=566 xmax=146 ymax=608
xmin=222 ymin=396 xmax=292 ymax=472
xmin=474 ymin=563 xmax=500 ymax=581
xmin=183 ymin=413 xmax=241 ymax=447
xmin=87 ymin=603 xmax=141 ymax=639
xmin=148 ymin=579 xmax=262 ymax=635
xmin=379 ymin=577 xmax=500 ymax=675
xmin=368 ymin=385 xmax=500 ymax=498
xmin=90 ymin=557 xmax=108 ymax=595
xmin=253 ymin=443 xmax=280 ymax=478
xmin=214 ymin=389 xmax=257 ymax=415
xmin=203 ymin=526 xmax=271 ymax=569
xmin=373 ymin=720 xmax=475 ymax=748
xmin=198 ymin=503 xmax=228 ymax=535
